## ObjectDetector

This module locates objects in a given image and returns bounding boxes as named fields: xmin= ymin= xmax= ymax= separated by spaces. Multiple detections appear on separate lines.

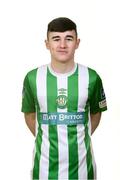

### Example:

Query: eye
xmin=66 ymin=38 xmax=73 ymax=41
xmin=53 ymin=38 xmax=60 ymax=41
xmin=54 ymin=39 xmax=59 ymax=41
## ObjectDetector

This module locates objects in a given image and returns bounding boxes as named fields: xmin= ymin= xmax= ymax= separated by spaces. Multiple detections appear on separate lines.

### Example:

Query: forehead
xmin=48 ymin=30 xmax=77 ymax=39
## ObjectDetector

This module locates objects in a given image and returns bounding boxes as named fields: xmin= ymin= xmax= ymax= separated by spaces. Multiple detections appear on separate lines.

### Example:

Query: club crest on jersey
xmin=56 ymin=88 xmax=67 ymax=109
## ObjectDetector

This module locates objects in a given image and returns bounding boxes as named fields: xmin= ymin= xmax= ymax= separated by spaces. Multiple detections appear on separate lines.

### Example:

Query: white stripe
xmin=39 ymin=125 xmax=49 ymax=180
xmin=37 ymin=65 xmax=48 ymax=112
xmin=78 ymin=65 xmax=89 ymax=111
xmin=57 ymin=125 xmax=68 ymax=180
xmin=36 ymin=65 xmax=49 ymax=180
xmin=57 ymin=76 xmax=67 ymax=113
xmin=88 ymin=111 xmax=92 ymax=136
xmin=77 ymin=65 xmax=89 ymax=179
xmin=57 ymin=76 xmax=69 ymax=180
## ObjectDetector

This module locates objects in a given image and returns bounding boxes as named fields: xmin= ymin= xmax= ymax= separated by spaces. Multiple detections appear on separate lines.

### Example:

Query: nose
xmin=60 ymin=40 xmax=66 ymax=48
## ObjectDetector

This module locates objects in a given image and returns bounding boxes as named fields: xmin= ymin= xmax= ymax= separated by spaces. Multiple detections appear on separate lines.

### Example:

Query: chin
xmin=56 ymin=58 xmax=70 ymax=63
xmin=58 ymin=60 xmax=69 ymax=64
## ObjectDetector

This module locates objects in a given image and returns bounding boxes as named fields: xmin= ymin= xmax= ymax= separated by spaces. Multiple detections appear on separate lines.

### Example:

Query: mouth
xmin=57 ymin=50 xmax=68 ymax=54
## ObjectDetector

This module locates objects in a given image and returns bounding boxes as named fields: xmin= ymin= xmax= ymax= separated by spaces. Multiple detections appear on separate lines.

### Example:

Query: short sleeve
xmin=90 ymin=74 xmax=107 ymax=114
xmin=21 ymin=73 xmax=36 ymax=113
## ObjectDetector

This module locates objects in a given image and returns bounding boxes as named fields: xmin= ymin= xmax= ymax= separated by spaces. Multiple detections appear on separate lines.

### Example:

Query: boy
xmin=22 ymin=17 xmax=107 ymax=179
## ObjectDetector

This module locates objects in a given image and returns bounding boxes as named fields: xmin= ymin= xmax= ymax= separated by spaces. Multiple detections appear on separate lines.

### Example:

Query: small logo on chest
xmin=56 ymin=88 xmax=67 ymax=109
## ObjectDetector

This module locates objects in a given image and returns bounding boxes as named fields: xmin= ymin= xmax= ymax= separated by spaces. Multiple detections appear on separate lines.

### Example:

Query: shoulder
xmin=78 ymin=64 xmax=100 ymax=80
xmin=37 ymin=64 xmax=48 ymax=73
xmin=23 ymin=68 xmax=38 ymax=87
xmin=26 ymin=68 xmax=38 ymax=78
xmin=77 ymin=64 xmax=102 ymax=86
xmin=25 ymin=64 xmax=48 ymax=79
xmin=78 ymin=64 xmax=97 ymax=75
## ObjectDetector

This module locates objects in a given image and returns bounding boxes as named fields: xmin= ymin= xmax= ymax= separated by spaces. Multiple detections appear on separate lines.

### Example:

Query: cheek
xmin=70 ymin=45 xmax=77 ymax=52
xmin=49 ymin=44 xmax=56 ymax=50
xmin=49 ymin=46 xmax=57 ymax=55
xmin=50 ymin=47 xmax=56 ymax=52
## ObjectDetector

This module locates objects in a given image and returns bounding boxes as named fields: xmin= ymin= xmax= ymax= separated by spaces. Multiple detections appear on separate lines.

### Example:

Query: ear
xmin=45 ymin=40 xmax=50 ymax=49
xmin=75 ymin=38 xmax=80 ymax=49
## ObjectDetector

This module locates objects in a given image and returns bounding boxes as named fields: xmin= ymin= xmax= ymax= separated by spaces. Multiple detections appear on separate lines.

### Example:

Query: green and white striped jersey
xmin=22 ymin=63 xmax=107 ymax=180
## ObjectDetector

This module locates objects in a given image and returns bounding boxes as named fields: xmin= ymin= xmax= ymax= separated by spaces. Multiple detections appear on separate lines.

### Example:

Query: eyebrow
xmin=51 ymin=35 xmax=74 ymax=40
xmin=66 ymin=35 xmax=74 ymax=39
xmin=51 ymin=36 xmax=60 ymax=39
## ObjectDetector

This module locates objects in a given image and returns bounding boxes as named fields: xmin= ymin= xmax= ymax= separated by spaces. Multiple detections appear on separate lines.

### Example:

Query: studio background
xmin=0 ymin=0 xmax=119 ymax=179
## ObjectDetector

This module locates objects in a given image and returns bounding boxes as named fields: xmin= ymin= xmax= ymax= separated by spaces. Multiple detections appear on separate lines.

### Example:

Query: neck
xmin=51 ymin=60 xmax=75 ymax=74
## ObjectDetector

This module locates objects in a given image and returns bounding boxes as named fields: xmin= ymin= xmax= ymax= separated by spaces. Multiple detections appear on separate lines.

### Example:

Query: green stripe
xmin=33 ymin=126 xmax=43 ymax=179
xmin=84 ymin=106 xmax=94 ymax=179
xmin=67 ymin=66 xmax=79 ymax=179
xmin=47 ymin=68 xmax=59 ymax=180
xmin=84 ymin=68 xmax=95 ymax=179
xmin=29 ymin=69 xmax=41 ymax=179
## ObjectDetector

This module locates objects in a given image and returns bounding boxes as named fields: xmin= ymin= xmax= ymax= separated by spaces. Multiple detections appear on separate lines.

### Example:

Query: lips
xmin=57 ymin=50 xmax=67 ymax=53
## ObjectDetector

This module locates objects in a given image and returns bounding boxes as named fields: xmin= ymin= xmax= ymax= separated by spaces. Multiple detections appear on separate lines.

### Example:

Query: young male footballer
xmin=21 ymin=17 xmax=107 ymax=180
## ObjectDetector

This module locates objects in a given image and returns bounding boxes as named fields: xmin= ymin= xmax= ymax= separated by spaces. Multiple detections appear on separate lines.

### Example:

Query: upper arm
xmin=89 ymin=72 xmax=107 ymax=114
xmin=21 ymin=73 xmax=36 ymax=113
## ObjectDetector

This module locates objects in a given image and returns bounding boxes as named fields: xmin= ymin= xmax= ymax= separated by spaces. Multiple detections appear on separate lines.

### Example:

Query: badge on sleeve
xmin=22 ymin=86 xmax=25 ymax=99
xmin=101 ymin=88 xmax=105 ymax=99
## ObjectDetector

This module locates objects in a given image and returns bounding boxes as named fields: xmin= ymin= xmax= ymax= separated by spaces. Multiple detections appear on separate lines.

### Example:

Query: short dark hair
xmin=47 ymin=17 xmax=77 ymax=39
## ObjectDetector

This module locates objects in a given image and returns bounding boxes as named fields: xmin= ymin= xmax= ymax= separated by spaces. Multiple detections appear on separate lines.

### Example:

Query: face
xmin=45 ymin=30 xmax=80 ymax=63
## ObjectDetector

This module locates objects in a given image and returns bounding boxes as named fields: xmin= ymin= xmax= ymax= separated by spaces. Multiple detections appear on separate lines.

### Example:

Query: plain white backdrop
xmin=0 ymin=0 xmax=120 ymax=179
